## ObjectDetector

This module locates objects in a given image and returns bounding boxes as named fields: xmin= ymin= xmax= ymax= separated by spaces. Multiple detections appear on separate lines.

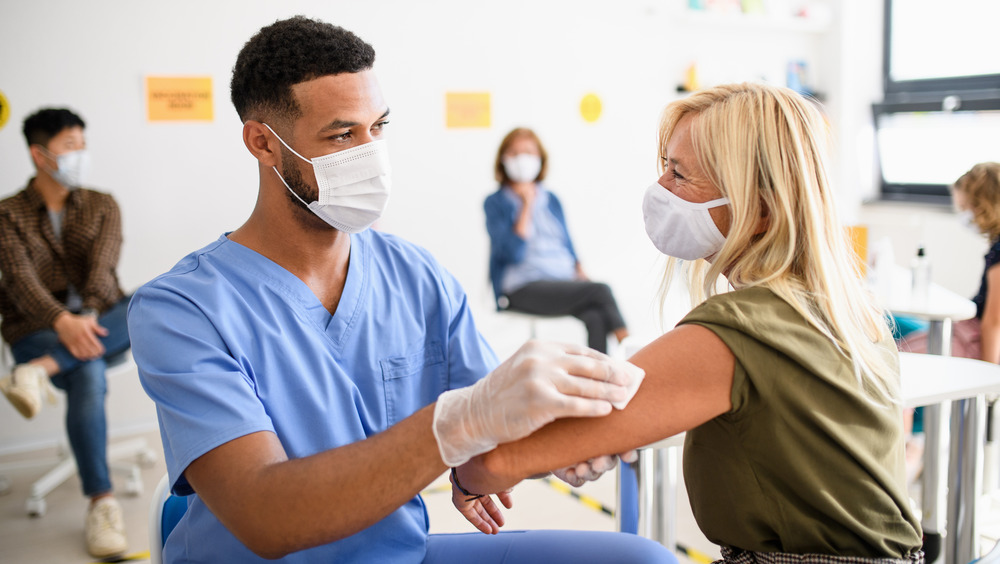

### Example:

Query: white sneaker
xmin=0 ymin=364 xmax=47 ymax=419
xmin=85 ymin=496 xmax=128 ymax=559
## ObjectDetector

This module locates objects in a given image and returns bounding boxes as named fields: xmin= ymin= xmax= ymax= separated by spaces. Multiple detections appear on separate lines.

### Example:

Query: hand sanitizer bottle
xmin=911 ymin=246 xmax=931 ymax=305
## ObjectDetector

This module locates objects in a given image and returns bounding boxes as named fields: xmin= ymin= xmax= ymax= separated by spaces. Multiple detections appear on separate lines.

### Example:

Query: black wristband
xmin=450 ymin=467 xmax=484 ymax=501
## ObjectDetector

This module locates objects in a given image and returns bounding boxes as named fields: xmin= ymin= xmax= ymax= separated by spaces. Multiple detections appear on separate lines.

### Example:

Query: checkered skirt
xmin=715 ymin=546 xmax=924 ymax=564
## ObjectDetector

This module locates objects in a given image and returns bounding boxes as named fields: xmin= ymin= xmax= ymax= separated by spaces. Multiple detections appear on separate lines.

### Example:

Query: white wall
xmin=1 ymin=0 xmax=969 ymax=454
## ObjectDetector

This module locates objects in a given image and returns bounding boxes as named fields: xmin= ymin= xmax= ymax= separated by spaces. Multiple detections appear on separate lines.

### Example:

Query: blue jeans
xmin=10 ymin=296 xmax=131 ymax=497
xmin=423 ymin=529 xmax=675 ymax=563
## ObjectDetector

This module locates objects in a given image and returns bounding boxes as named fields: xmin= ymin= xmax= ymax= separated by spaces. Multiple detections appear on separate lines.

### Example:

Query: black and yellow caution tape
xmin=421 ymin=483 xmax=452 ymax=496
xmin=89 ymin=550 xmax=151 ymax=563
xmin=540 ymin=477 xmax=716 ymax=564
xmin=541 ymin=477 xmax=614 ymax=516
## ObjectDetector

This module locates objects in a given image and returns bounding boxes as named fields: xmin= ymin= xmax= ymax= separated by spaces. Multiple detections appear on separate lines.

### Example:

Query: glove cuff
xmin=432 ymin=388 xmax=497 ymax=467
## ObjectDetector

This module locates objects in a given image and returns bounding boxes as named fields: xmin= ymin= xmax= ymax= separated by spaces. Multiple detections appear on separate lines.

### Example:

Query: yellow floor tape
xmin=89 ymin=550 xmax=150 ymax=563
xmin=539 ymin=478 xmax=716 ymax=564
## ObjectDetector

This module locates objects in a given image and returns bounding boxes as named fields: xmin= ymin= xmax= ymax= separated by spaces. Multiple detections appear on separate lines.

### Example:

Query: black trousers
xmin=504 ymin=280 xmax=627 ymax=353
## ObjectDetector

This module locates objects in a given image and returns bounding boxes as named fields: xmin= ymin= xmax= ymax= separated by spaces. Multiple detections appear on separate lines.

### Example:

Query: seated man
xmin=0 ymin=107 xmax=131 ymax=559
xmin=127 ymin=16 xmax=674 ymax=564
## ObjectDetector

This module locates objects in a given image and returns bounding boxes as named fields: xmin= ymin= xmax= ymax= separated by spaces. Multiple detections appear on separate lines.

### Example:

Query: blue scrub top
xmin=128 ymin=230 xmax=498 ymax=563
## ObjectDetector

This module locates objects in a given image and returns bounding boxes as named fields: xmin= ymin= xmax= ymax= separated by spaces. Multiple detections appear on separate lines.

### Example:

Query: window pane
xmin=876 ymin=110 xmax=1000 ymax=186
xmin=890 ymin=0 xmax=1000 ymax=82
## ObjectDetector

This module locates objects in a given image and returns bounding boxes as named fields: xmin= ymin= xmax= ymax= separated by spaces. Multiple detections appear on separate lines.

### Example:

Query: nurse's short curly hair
xmin=230 ymin=15 xmax=375 ymax=123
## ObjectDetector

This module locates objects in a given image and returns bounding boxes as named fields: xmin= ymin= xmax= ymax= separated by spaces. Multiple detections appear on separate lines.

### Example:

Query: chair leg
xmin=28 ymin=456 xmax=77 ymax=516
xmin=8 ymin=436 xmax=157 ymax=517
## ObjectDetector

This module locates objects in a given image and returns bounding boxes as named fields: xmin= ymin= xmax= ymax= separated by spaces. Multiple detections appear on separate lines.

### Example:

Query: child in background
xmin=899 ymin=162 xmax=1000 ymax=482
xmin=901 ymin=162 xmax=1000 ymax=361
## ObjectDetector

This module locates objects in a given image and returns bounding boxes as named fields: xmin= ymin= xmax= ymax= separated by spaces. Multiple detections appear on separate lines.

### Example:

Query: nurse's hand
xmin=449 ymin=468 xmax=514 ymax=535
xmin=433 ymin=340 xmax=635 ymax=467
xmin=552 ymin=450 xmax=638 ymax=487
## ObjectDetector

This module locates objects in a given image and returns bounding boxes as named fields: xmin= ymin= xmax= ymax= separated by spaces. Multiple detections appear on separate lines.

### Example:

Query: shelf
xmin=676 ymin=9 xmax=831 ymax=34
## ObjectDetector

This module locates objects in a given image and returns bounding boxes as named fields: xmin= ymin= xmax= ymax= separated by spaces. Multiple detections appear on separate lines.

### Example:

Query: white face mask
xmin=264 ymin=123 xmax=391 ymax=233
xmin=958 ymin=209 xmax=981 ymax=235
xmin=503 ymin=154 xmax=542 ymax=183
xmin=642 ymin=182 xmax=730 ymax=260
xmin=42 ymin=147 xmax=90 ymax=189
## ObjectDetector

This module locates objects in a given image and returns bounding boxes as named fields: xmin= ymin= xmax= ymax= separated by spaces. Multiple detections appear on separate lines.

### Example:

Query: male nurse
xmin=128 ymin=15 xmax=672 ymax=564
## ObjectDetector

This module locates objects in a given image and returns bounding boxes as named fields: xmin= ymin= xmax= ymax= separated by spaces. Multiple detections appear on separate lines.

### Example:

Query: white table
xmin=620 ymin=272 xmax=994 ymax=564
xmin=883 ymin=268 xmax=980 ymax=564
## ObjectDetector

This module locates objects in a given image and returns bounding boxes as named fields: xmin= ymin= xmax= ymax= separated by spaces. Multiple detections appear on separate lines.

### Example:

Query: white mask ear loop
xmin=262 ymin=123 xmax=311 ymax=164
xmin=36 ymin=145 xmax=61 ymax=176
xmin=271 ymin=166 xmax=313 ymax=208
xmin=262 ymin=123 xmax=316 ymax=207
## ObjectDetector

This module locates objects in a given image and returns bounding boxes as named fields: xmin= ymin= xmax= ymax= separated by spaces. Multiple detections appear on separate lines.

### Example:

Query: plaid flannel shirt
xmin=0 ymin=179 xmax=125 ymax=344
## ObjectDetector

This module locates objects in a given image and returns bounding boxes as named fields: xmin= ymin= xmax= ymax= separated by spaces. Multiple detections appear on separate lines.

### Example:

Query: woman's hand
xmin=450 ymin=468 xmax=514 ymax=535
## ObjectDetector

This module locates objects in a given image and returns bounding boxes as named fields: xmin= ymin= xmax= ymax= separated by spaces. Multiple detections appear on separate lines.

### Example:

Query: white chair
xmin=149 ymin=472 xmax=186 ymax=564
xmin=0 ymin=349 xmax=157 ymax=516
xmin=496 ymin=308 xmax=547 ymax=339
xmin=975 ymin=540 xmax=1000 ymax=564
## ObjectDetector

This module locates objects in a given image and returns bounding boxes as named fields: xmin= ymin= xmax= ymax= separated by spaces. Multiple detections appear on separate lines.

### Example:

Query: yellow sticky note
xmin=445 ymin=92 xmax=491 ymax=128
xmin=0 ymin=88 xmax=10 ymax=130
xmin=580 ymin=93 xmax=602 ymax=123
xmin=146 ymin=76 xmax=213 ymax=122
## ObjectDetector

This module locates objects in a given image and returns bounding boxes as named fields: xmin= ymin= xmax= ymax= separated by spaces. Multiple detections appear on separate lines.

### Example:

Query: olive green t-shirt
xmin=679 ymin=287 xmax=922 ymax=557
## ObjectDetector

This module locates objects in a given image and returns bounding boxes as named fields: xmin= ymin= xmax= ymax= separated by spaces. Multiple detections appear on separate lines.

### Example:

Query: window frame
xmin=875 ymin=0 xmax=1000 ymax=204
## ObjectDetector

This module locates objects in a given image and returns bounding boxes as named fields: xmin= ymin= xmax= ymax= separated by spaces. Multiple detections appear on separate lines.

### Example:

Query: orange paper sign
xmin=846 ymin=225 xmax=868 ymax=277
xmin=445 ymin=92 xmax=491 ymax=128
xmin=146 ymin=76 xmax=213 ymax=122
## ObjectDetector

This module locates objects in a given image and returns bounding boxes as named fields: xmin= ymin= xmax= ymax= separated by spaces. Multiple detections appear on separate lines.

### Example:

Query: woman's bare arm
xmin=979 ymin=265 xmax=1000 ymax=364
xmin=457 ymin=323 xmax=735 ymax=494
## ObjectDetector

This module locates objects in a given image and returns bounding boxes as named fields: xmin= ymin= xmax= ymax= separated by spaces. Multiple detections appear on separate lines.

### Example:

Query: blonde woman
xmin=453 ymin=83 xmax=924 ymax=563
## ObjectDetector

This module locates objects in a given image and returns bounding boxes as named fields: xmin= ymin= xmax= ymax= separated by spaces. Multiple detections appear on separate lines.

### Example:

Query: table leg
xmin=631 ymin=449 xmax=660 ymax=540
xmin=922 ymin=403 xmax=949 ymax=564
xmin=626 ymin=446 xmax=678 ymax=550
xmin=946 ymin=396 xmax=986 ymax=564
xmin=923 ymin=319 xmax=951 ymax=564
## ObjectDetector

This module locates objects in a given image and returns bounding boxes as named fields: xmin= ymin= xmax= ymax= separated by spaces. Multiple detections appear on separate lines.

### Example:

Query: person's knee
xmin=591 ymin=282 xmax=613 ymax=300
xmin=618 ymin=535 xmax=678 ymax=563
xmin=65 ymin=361 xmax=108 ymax=400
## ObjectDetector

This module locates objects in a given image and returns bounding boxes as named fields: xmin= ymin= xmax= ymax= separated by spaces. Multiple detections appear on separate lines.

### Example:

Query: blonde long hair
xmin=656 ymin=83 xmax=897 ymax=401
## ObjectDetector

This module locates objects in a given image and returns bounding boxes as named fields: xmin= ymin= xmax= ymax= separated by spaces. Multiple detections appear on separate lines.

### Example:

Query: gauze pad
xmin=612 ymin=361 xmax=645 ymax=410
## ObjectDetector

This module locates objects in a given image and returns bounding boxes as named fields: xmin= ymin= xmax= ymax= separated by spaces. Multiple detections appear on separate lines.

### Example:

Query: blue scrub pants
xmin=424 ymin=529 xmax=676 ymax=563
xmin=10 ymin=296 xmax=131 ymax=497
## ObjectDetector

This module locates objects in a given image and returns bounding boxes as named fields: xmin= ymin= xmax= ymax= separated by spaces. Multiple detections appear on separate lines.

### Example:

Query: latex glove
xmin=433 ymin=340 xmax=638 ymax=467
xmin=552 ymin=450 xmax=639 ymax=487
xmin=450 ymin=469 xmax=514 ymax=535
